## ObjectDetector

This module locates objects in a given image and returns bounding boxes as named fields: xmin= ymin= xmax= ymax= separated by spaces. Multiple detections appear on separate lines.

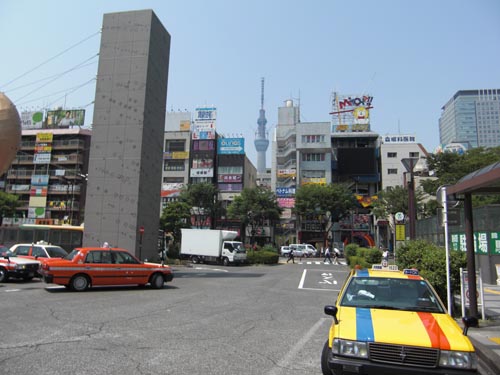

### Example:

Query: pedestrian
xmin=333 ymin=247 xmax=340 ymax=264
xmin=382 ymin=249 xmax=389 ymax=262
xmin=287 ymin=248 xmax=295 ymax=264
xmin=324 ymin=246 xmax=332 ymax=264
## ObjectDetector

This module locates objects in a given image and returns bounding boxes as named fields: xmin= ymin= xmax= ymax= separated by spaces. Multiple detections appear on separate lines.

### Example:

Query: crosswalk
xmin=284 ymin=260 xmax=347 ymax=266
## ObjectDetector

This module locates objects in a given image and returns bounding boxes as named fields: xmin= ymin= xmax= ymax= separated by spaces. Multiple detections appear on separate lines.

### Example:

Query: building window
xmin=218 ymin=166 xmax=243 ymax=174
xmin=409 ymin=152 xmax=419 ymax=158
xmin=301 ymin=153 xmax=325 ymax=162
xmin=387 ymin=152 xmax=397 ymax=158
xmin=302 ymin=135 xmax=325 ymax=143
xmin=165 ymin=140 xmax=185 ymax=152
xmin=164 ymin=160 xmax=185 ymax=171
xmin=388 ymin=168 xmax=398 ymax=174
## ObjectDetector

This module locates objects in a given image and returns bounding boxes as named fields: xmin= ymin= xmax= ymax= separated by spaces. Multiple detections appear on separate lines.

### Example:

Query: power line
xmin=17 ymin=78 xmax=95 ymax=107
xmin=0 ymin=30 xmax=100 ymax=90
xmin=14 ymin=54 xmax=98 ymax=103
xmin=7 ymin=60 xmax=97 ymax=93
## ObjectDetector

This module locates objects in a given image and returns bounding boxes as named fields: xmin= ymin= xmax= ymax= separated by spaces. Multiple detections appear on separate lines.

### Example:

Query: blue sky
xmin=1 ymin=0 xmax=499 ymax=166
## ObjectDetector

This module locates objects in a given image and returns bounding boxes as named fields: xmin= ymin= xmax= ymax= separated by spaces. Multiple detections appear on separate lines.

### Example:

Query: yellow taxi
xmin=40 ymin=247 xmax=173 ymax=291
xmin=321 ymin=264 xmax=477 ymax=375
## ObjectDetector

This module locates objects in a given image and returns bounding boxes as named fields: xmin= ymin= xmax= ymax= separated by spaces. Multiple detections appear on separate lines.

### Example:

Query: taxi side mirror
xmin=324 ymin=305 xmax=339 ymax=324
xmin=462 ymin=316 xmax=479 ymax=336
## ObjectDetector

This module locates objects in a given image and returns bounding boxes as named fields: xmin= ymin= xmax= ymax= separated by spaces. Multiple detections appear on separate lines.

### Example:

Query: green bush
xmin=345 ymin=244 xmax=359 ymax=261
xmin=396 ymin=239 xmax=467 ymax=310
xmin=246 ymin=250 xmax=279 ymax=265
xmin=345 ymin=244 xmax=381 ymax=268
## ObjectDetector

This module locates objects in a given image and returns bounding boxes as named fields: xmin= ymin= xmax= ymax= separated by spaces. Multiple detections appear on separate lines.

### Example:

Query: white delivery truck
xmin=180 ymin=229 xmax=247 ymax=266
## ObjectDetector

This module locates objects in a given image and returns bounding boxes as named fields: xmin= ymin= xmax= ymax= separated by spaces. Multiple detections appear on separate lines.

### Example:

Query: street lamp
xmin=401 ymin=158 xmax=419 ymax=239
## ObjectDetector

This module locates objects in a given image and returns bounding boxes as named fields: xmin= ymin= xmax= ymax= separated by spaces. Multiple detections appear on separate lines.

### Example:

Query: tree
xmin=421 ymin=146 xmax=500 ymax=207
xmin=227 ymin=187 xmax=282 ymax=245
xmin=180 ymin=183 xmax=221 ymax=228
xmin=159 ymin=201 xmax=192 ymax=244
xmin=0 ymin=191 xmax=20 ymax=225
xmin=371 ymin=185 xmax=427 ymax=219
xmin=294 ymin=183 xmax=356 ymax=246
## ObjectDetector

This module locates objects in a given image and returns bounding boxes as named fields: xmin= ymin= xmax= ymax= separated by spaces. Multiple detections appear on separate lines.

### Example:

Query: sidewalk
xmin=462 ymin=283 xmax=500 ymax=374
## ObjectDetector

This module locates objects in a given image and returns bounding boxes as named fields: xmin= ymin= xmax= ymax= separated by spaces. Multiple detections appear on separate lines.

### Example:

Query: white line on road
xmin=266 ymin=317 xmax=330 ymax=375
xmin=5 ymin=289 xmax=21 ymax=292
xmin=298 ymin=269 xmax=307 ymax=289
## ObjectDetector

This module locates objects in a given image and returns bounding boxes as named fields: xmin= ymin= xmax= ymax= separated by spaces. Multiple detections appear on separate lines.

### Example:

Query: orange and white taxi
xmin=321 ymin=264 xmax=477 ymax=375
xmin=40 ymin=247 xmax=174 ymax=291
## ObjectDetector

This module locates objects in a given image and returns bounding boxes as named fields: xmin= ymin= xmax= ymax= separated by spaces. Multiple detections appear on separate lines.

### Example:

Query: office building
xmin=439 ymin=89 xmax=500 ymax=148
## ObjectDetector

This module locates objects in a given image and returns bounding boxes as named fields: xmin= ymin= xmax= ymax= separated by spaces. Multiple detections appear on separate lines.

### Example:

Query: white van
xmin=289 ymin=244 xmax=317 ymax=257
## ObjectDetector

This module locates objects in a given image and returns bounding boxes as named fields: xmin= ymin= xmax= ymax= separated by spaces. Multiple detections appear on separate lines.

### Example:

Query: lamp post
xmin=401 ymin=158 xmax=419 ymax=240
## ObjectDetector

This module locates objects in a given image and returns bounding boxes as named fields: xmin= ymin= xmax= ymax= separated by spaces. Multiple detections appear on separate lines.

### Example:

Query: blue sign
xmin=276 ymin=187 xmax=296 ymax=197
xmin=218 ymin=138 xmax=244 ymax=154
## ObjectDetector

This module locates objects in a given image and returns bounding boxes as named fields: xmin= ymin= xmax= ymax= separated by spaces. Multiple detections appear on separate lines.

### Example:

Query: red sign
xmin=139 ymin=226 xmax=145 ymax=235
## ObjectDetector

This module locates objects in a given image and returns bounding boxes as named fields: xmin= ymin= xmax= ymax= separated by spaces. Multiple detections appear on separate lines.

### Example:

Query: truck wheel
xmin=321 ymin=340 xmax=332 ymax=375
xmin=150 ymin=273 xmax=164 ymax=289
xmin=0 ymin=267 xmax=8 ymax=282
xmin=70 ymin=274 xmax=90 ymax=291
xmin=191 ymin=256 xmax=199 ymax=264
xmin=222 ymin=257 xmax=229 ymax=266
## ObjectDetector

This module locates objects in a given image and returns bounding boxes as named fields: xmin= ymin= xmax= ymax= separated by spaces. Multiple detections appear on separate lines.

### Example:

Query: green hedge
xmin=345 ymin=244 xmax=381 ymax=268
xmin=246 ymin=250 xmax=279 ymax=264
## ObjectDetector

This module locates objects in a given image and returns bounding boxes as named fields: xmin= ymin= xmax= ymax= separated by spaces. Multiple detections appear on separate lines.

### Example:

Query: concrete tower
xmin=83 ymin=10 xmax=170 ymax=259
xmin=254 ymin=78 xmax=269 ymax=173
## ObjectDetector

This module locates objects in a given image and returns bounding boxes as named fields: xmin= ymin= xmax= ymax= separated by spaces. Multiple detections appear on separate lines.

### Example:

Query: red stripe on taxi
xmin=417 ymin=312 xmax=451 ymax=350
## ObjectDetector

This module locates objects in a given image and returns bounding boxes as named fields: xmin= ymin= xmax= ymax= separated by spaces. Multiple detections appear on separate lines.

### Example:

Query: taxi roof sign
xmin=372 ymin=264 xmax=399 ymax=271
xmin=403 ymin=268 xmax=419 ymax=276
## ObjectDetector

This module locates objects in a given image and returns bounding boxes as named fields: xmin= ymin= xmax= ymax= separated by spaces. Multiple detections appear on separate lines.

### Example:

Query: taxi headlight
xmin=332 ymin=339 xmax=368 ymax=358
xmin=439 ymin=350 xmax=477 ymax=370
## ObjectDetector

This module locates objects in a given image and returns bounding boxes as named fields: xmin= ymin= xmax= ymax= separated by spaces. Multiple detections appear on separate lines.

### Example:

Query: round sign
xmin=139 ymin=226 xmax=145 ymax=234
xmin=395 ymin=212 xmax=404 ymax=221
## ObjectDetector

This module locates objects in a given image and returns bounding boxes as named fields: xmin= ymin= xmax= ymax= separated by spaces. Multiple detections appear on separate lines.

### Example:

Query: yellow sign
xmin=36 ymin=133 xmax=53 ymax=142
xmin=396 ymin=224 xmax=406 ymax=241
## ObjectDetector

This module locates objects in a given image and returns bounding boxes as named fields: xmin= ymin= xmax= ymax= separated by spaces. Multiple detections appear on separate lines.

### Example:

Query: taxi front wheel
xmin=70 ymin=274 xmax=90 ymax=291
xmin=150 ymin=273 xmax=164 ymax=289
xmin=321 ymin=340 xmax=333 ymax=375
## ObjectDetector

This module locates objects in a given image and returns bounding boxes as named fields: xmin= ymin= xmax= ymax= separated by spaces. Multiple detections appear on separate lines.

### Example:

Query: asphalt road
xmin=0 ymin=261 xmax=492 ymax=375
xmin=1 ymin=262 xmax=347 ymax=375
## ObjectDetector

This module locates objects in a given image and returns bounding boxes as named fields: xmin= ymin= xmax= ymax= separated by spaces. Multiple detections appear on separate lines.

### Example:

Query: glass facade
xmin=439 ymin=89 xmax=500 ymax=148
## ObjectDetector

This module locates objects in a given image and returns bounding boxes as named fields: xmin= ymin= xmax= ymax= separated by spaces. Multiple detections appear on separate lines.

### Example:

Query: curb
xmin=468 ymin=336 xmax=500 ymax=375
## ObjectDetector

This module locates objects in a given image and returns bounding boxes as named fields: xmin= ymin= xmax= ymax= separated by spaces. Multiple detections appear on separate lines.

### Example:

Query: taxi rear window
xmin=341 ymin=277 xmax=445 ymax=313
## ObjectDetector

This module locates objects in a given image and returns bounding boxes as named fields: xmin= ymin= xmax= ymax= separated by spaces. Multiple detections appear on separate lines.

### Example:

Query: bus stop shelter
xmin=446 ymin=161 xmax=500 ymax=317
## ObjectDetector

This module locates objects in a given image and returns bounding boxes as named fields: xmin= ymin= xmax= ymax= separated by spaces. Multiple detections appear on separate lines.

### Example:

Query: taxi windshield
xmin=65 ymin=249 xmax=80 ymax=261
xmin=47 ymin=246 xmax=68 ymax=258
xmin=0 ymin=248 xmax=16 ymax=257
xmin=341 ymin=277 xmax=445 ymax=313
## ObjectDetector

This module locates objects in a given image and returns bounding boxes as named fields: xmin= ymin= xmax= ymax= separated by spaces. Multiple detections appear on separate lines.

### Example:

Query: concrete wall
xmin=83 ymin=9 xmax=170 ymax=260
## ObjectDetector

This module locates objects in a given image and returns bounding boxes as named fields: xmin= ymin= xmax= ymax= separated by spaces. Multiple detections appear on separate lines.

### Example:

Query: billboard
xmin=46 ymin=109 xmax=85 ymax=128
xmin=218 ymin=138 xmax=245 ymax=154
xmin=20 ymin=110 xmax=44 ymax=129
xmin=330 ymin=92 xmax=373 ymax=132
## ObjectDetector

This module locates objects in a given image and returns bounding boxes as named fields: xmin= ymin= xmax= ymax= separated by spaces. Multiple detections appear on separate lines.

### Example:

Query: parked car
xmin=321 ymin=263 xmax=478 ymax=375
xmin=40 ymin=246 xmax=174 ymax=291
xmin=289 ymin=244 xmax=316 ymax=257
xmin=289 ymin=244 xmax=305 ymax=258
xmin=0 ymin=245 xmax=41 ymax=282
xmin=10 ymin=241 xmax=68 ymax=260
xmin=280 ymin=246 xmax=291 ymax=256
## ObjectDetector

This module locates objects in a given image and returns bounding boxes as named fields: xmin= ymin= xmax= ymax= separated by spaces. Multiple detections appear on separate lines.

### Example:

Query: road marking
xmin=298 ymin=269 xmax=307 ymax=289
xmin=5 ymin=289 xmax=21 ymax=292
xmin=484 ymin=288 xmax=500 ymax=295
xmin=266 ymin=317 xmax=329 ymax=375
xmin=193 ymin=267 xmax=228 ymax=272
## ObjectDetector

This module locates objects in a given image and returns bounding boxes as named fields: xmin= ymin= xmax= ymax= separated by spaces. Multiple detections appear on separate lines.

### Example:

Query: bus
xmin=0 ymin=224 xmax=83 ymax=252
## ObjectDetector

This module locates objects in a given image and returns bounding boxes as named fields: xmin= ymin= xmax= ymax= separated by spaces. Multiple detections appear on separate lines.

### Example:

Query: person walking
xmin=286 ymin=247 xmax=295 ymax=264
xmin=332 ymin=247 xmax=340 ymax=264
xmin=323 ymin=246 xmax=332 ymax=264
